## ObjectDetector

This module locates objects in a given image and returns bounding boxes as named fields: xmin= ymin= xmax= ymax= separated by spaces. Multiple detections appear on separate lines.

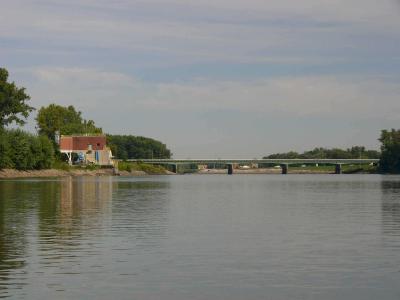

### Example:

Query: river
xmin=0 ymin=175 xmax=400 ymax=299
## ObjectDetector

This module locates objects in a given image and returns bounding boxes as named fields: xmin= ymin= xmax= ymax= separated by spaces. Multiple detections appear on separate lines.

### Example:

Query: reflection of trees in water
xmin=0 ymin=180 xmax=58 ymax=296
xmin=381 ymin=180 xmax=400 ymax=234
xmin=0 ymin=178 xmax=113 ymax=297
xmin=113 ymin=181 xmax=171 ymax=243
xmin=0 ymin=178 xmax=169 ymax=296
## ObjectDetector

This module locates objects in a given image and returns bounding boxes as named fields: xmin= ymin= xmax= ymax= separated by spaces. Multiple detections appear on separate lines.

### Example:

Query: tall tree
xmin=0 ymin=68 xmax=34 ymax=127
xmin=379 ymin=129 xmax=400 ymax=173
xmin=36 ymin=104 xmax=102 ymax=141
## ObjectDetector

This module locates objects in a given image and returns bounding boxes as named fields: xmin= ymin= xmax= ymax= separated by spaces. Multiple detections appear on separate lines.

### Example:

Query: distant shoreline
xmin=0 ymin=167 xmax=376 ymax=179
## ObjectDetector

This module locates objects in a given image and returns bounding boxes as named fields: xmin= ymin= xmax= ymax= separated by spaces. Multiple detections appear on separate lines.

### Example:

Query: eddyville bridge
xmin=124 ymin=158 xmax=379 ymax=175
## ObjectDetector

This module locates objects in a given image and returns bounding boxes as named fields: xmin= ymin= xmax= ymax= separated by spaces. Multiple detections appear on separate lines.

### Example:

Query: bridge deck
xmin=125 ymin=159 xmax=379 ymax=165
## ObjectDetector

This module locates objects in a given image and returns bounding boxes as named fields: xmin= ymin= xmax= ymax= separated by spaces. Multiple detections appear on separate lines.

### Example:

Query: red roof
xmin=60 ymin=135 xmax=107 ymax=151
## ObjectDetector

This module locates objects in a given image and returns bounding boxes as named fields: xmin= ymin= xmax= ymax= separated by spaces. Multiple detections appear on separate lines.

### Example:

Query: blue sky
xmin=1 ymin=0 xmax=400 ymax=157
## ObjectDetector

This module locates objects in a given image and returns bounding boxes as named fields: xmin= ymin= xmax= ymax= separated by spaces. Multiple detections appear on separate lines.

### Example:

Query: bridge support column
xmin=171 ymin=164 xmax=178 ymax=174
xmin=335 ymin=164 xmax=342 ymax=174
xmin=281 ymin=164 xmax=288 ymax=175
xmin=227 ymin=164 xmax=234 ymax=175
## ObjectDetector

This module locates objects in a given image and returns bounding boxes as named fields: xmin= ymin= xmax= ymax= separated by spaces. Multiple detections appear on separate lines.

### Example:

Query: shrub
xmin=0 ymin=129 xmax=55 ymax=170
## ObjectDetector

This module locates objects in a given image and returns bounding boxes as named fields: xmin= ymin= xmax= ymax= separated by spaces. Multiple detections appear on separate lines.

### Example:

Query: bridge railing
xmin=124 ymin=158 xmax=379 ymax=165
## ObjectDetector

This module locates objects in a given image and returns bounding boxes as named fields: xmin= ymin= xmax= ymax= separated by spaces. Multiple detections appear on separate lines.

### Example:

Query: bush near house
xmin=0 ymin=129 xmax=55 ymax=170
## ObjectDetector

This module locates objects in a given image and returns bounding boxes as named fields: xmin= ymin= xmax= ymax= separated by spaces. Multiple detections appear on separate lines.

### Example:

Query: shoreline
xmin=0 ymin=167 xmax=375 ymax=179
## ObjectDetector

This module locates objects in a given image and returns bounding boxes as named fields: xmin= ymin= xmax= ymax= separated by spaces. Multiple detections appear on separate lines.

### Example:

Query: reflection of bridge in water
xmin=126 ymin=159 xmax=380 ymax=174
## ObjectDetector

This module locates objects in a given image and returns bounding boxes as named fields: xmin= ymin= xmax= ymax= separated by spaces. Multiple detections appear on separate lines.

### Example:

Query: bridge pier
xmin=335 ymin=164 xmax=342 ymax=174
xmin=227 ymin=164 xmax=234 ymax=175
xmin=281 ymin=164 xmax=288 ymax=175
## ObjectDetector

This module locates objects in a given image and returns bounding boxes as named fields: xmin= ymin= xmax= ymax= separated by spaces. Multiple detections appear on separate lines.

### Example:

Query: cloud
xmin=32 ymin=67 xmax=136 ymax=87
xmin=21 ymin=67 xmax=400 ymax=120
xmin=1 ymin=0 xmax=399 ymax=68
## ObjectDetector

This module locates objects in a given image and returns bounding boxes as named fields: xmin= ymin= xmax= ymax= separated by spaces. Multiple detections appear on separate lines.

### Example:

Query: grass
xmin=52 ymin=160 xmax=71 ymax=171
xmin=118 ymin=162 xmax=167 ymax=174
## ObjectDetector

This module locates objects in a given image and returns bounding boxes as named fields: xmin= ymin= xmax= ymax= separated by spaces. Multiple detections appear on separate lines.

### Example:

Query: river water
xmin=0 ymin=175 xmax=400 ymax=299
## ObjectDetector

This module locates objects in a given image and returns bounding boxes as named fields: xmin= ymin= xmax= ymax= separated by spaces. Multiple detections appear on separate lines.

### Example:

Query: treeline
xmin=107 ymin=135 xmax=171 ymax=159
xmin=0 ymin=129 xmax=54 ymax=170
xmin=264 ymin=146 xmax=380 ymax=160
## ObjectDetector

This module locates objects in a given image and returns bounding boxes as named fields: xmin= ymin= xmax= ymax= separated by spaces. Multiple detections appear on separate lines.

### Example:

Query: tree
xmin=0 ymin=129 xmax=12 ymax=169
xmin=264 ymin=146 xmax=380 ymax=160
xmin=0 ymin=129 xmax=55 ymax=170
xmin=379 ymin=129 xmax=400 ymax=173
xmin=36 ymin=104 xmax=102 ymax=141
xmin=0 ymin=68 xmax=34 ymax=127
xmin=107 ymin=135 xmax=172 ymax=159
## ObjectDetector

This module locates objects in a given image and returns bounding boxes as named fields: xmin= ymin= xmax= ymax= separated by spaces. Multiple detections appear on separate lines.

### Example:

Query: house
xmin=59 ymin=135 xmax=113 ymax=166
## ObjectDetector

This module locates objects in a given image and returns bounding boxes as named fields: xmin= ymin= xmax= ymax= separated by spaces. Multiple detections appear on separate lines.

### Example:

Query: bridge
xmin=124 ymin=159 xmax=379 ymax=174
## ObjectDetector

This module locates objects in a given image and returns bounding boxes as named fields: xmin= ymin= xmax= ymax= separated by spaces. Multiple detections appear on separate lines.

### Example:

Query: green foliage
xmin=379 ymin=129 xmax=400 ymax=173
xmin=0 ymin=129 xmax=55 ymax=170
xmin=0 ymin=68 xmax=34 ymax=127
xmin=137 ymin=163 xmax=167 ymax=174
xmin=0 ymin=129 xmax=12 ymax=168
xmin=36 ymin=104 xmax=102 ymax=142
xmin=36 ymin=135 xmax=55 ymax=169
xmin=107 ymin=135 xmax=172 ymax=159
xmin=264 ymin=146 xmax=380 ymax=159
xmin=52 ymin=160 xmax=71 ymax=171
xmin=7 ymin=130 xmax=30 ymax=170
xmin=118 ymin=161 xmax=132 ymax=172
xmin=118 ymin=162 xmax=167 ymax=174
xmin=80 ymin=164 xmax=100 ymax=171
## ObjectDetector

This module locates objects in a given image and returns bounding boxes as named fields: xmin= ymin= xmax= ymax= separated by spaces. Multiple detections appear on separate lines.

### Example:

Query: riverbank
xmin=0 ymin=166 xmax=375 ymax=178
xmin=0 ymin=168 xmax=155 ymax=178
xmin=0 ymin=168 xmax=112 ymax=178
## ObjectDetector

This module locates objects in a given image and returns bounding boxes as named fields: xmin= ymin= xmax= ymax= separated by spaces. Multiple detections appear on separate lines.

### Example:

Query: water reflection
xmin=0 ymin=180 xmax=60 ymax=298
xmin=37 ymin=177 xmax=113 ymax=260
xmin=2 ymin=175 xmax=399 ymax=299
xmin=381 ymin=179 xmax=400 ymax=236
xmin=0 ymin=177 xmax=113 ymax=298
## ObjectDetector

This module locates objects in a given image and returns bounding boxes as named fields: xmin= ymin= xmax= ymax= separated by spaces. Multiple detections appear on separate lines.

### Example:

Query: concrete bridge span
xmin=124 ymin=159 xmax=379 ymax=175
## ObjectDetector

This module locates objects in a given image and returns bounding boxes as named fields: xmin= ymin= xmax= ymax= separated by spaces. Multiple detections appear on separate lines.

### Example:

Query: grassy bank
xmin=117 ymin=162 xmax=168 ymax=175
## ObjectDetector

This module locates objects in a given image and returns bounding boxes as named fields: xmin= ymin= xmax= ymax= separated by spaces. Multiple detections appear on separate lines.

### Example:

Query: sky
xmin=1 ymin=0 xmax=400 ymax=158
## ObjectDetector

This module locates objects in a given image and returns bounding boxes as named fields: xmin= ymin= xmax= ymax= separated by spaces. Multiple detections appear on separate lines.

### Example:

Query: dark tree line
xmin=379 ymin=129 xmax=400 ymax=173
xmin=107 ymin=135 xmax=172 ymax=160
xmin=264 ymin=146 xmax=380 ymax=160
